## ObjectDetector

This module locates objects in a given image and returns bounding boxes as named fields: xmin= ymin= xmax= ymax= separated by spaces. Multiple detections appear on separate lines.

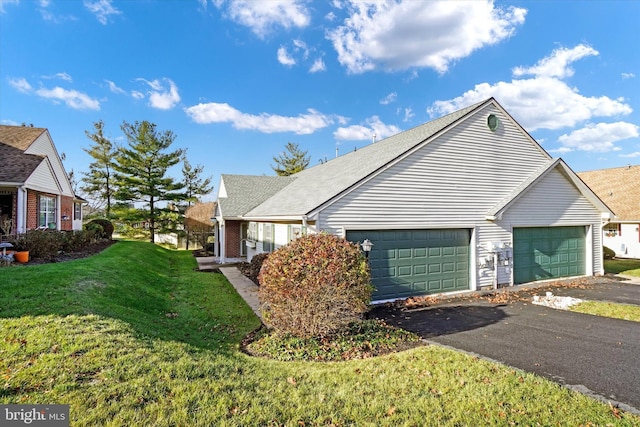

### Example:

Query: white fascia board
xmin=241 ymin=215 xmax=310 ymax=222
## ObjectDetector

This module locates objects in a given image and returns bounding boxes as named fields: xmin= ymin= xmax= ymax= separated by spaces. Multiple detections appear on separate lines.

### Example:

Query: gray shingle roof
xmin=244 ymin=99 xmax=488 ymax=218
xmin=218 ymin=174 xmax=296 ymax=218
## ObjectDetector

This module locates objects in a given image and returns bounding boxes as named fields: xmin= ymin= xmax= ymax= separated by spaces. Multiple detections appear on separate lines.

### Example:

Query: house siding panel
xmin=25 ymin=161 xmax=62 ymax=195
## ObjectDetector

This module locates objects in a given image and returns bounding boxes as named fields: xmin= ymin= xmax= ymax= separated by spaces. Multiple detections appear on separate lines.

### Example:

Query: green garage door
xmin=347 ymin=229 xmax=470 ymax=301
xmin=513 ymin=226 xmax=586 ymax=285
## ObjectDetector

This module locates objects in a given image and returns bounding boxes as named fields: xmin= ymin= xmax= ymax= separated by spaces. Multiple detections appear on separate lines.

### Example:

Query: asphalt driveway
xmin=372 ymin=276 xmax=640 ymax=415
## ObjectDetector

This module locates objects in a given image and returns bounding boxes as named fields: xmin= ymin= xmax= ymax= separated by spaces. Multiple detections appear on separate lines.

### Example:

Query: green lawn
xmin=605 ymin=258 xmax=640 ymax=277
xmin=1 ymin=242 xmax=638 ymax=426
xmin=571 ymin=301 xmax=640 ymax=322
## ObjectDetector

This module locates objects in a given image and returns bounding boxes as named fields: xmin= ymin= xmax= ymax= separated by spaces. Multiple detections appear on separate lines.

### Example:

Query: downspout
xmin=16 ymin=186 xmax=27 ymax=233
xmin=302 ymin=215 xmax=308 ymax=234
xmin=219 ymin=219 xmax=226 ymax=264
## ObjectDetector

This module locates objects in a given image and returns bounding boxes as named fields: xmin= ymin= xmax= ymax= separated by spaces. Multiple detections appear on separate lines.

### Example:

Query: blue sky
xmin=1 ymin=0 xmax=639 ymax=202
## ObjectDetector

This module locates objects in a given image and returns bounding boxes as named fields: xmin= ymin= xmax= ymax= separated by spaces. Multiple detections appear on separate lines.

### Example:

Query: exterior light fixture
xmin=361 ymin=239 xmax=373 ymax=259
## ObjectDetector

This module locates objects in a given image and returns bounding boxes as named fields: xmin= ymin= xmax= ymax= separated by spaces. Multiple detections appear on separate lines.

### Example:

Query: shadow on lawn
xmin=371 ymin=304 xmax=508 ymax=339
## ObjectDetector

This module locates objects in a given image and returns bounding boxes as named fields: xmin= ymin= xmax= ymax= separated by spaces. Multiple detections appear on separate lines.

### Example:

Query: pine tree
xmin=271 ymin=142 xmax=310 ymax=176
xmin=114 ymin=120 xmax=185 ymax=243
xmin=182 ymin=156 xmax=213 ymax=249
xmin=81 ymin=121 xmax=117 ymax=218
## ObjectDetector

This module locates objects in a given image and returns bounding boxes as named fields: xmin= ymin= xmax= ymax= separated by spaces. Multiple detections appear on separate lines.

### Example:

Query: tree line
xmin=80 ymin=119 xmax=313 ymax=245
xmin=80 ymin=120 xmax=213 ymax=245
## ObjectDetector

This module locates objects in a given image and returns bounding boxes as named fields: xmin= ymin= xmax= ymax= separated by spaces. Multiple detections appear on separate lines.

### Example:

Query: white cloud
xmin=216 ymin=0 xmax=310 ymax=38
xmin=138 ymin=78 xmax=181 ymax=110
xmin=105 ymin=79 xmax=126 ymax=94
xmin=0 ymin=0 xmax=20 ymax=14
xmin=277 ymin=47 xmax=296 ymax=66
xmin=620 ymin=151 xmax=640 ymax=158
xmin=131 ymin=90 xmax=144 ymax=100
xmin=402 ymin=107 xmax=414 ymax=122
xmin=427 ymin=45 xmax=633 ymax=132
xmin=185 ymin=103 xmax=334 ymax=134
xmin=35 ymin=86 xmax=100 ymax=110
xmin=557 ymin=122 xmax=639 ymax=152
xmin=334 ymin=116 xmax=400 ymax=141
xmin=380 ymin=92 xmax=397 ymax=105
xmin=84 ymin=0 xmax=122 ymax=25
xmin=42 ymin=72 xmax=73 ymax=82
xmin=8 ymin=77 xmax=33 ymax=93
xmin=9 ymin=76 xmax=99 ymax=110
xmin=38 ymin=0 xmax=77 ymax=23
xmin=326 ymin=0 xmax=526 ymax=74
xmin=310 ymin=58 xmax=326 ymax=73
xmin=622 ymin=72 xmax=636 ymax=79
xmin=513 ymin=45 xmax=598 ymax=78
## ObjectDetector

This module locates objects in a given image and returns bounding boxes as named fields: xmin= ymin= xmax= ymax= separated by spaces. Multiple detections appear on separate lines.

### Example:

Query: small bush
xmin=84 ymin=219 xmax=114 ymax=239
xmin=603 ymin=246 xmax=615 ymax=259
xmin=258 ymin=233 xmax=373 ymax=339
xmin=61 ymin=230 xmax=99 ymax=252
xmin=9 ymin=230 xmax=62 ymax=260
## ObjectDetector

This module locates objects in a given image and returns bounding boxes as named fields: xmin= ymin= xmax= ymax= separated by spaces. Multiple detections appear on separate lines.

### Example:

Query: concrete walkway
xmin=195 ymin=257 xmax=262 ymax=320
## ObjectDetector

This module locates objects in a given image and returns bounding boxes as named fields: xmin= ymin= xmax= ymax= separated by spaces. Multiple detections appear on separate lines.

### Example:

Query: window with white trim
xmin=39 ymin=195 xmax=56 ymax=228
xmin=247 ymin=222 xmax=258 ymax=241
xmin=74 ymin=202 xmax=82 ymax=221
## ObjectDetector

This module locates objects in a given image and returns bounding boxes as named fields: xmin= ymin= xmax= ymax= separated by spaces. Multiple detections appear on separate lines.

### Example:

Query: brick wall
xmin=225 ymin=220 xmax=241 ymax=258
xmin=60 ymin=196 xmax=73 ymax=231
xmin=26 ymin=191 xmax=38 ymax=229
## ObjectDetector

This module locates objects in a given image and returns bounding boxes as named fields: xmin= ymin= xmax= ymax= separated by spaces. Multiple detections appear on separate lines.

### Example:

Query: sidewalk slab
xmin=218 ymin=266 xmax=262 ymax=320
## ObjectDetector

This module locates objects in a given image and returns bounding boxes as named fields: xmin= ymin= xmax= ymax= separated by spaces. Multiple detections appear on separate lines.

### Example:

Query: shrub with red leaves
xmin=258 ymin=233 xmax=372 ymax=339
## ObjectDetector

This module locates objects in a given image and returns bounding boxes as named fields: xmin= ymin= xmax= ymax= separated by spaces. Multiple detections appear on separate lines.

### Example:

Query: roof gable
xmin=0 ymin=125 xmax=75 ymax=196
xmin=245 ymin=99 xmax=493 ymax=218
xmin=487 ymin=159 xmax=613 ymax=220
xmin=0 ymin=125 xmax=46 ymax=151
xmin=578 ymin=165 xmax=640 ymax=221
xmin=217 ymin=174 xmax=295 ymax=218
xmin=0 ymin=143 xmax=44 ymax=183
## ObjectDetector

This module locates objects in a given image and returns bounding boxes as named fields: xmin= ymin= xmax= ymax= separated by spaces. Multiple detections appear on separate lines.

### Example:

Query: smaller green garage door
xmin=513 ymin=226 xmax=586 ymax=285
xmin=347 ymin=229 xmax=470 ymax=301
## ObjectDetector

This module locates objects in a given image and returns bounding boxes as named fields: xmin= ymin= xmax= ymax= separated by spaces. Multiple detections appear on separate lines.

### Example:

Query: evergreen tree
xmin=181 ymin=156 xmax=214 ymax=249
xmin=271 ymin=142 xmax=310 ymax=176
xmin=81 ymin=121 xmax=117 ymax=218
xmin=114 ymin=120 xmax=185 ymax=243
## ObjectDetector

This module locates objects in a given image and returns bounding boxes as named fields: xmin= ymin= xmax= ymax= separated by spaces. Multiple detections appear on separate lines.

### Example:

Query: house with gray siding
xmin=213 ymin=98 xmax=612 ymax=301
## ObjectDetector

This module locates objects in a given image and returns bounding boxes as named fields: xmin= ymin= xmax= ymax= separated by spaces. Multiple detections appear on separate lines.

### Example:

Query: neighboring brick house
xmin=579 ymin=165 xmax=640 ymax=259
xmin=0 ymin=125 xmax=84 ymax=238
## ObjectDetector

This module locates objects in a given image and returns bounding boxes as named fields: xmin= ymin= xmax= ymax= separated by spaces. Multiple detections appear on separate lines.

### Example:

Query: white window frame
xmin=39 ymin=195 xmax=56 ymax=229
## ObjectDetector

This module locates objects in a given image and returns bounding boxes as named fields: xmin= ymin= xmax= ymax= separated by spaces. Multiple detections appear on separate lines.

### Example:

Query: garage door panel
xmin=347 ymin=229 xmax=470 ymax=300
xmin=514 ymin=226 xmax=585 ymax=285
